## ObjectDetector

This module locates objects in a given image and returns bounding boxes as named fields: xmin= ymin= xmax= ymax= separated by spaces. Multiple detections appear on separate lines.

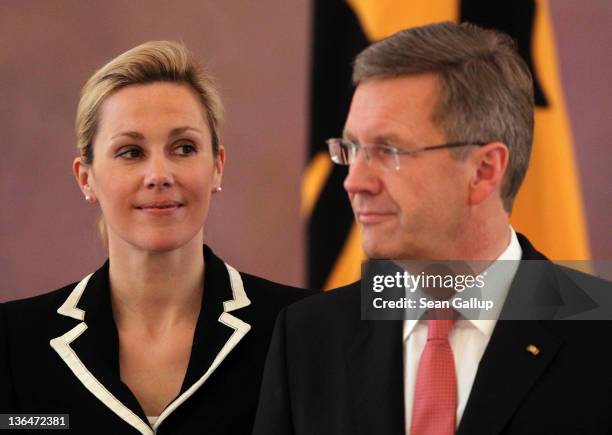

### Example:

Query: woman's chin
xmin=116 ymin=234 xmax=201 ymax=254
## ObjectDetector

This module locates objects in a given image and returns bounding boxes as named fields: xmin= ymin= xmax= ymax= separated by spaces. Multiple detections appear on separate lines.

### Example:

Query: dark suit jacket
xmin=0 ymin=245 xmax=315 ymax=434
xmin=253 ymin=235 xmax=612 ymax=435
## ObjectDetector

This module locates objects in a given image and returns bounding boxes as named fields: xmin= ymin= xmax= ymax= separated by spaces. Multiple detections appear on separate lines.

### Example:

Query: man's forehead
xmin=342 ymin=128 xmax=414 ymax=147
xmin=344 ymin=74 xmax=443 ymax=145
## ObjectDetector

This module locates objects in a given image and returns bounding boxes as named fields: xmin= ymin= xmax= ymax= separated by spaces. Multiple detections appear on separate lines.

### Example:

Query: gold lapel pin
xmin=526 ymin=344 xmax=540 ymax=356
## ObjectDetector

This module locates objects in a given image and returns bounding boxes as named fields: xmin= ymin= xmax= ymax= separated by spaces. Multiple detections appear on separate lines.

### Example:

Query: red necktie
xmin=410 ymin=309 xmax=457 ymax=435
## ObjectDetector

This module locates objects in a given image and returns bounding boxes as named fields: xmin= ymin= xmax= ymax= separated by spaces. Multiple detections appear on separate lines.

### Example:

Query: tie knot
xmin=427 ymin=308 xmax=456 ymax=340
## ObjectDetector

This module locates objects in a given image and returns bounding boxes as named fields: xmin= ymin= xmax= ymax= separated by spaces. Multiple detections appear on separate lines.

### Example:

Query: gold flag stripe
xmin=347 ymin=0 xmax=458 ymax=41
xmin=302 ymin=151 xmax=334 ymax=217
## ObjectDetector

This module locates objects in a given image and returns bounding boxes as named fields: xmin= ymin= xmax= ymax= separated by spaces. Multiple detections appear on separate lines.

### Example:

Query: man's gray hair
xmin=353 ymin=21 xmax=534 ymax=212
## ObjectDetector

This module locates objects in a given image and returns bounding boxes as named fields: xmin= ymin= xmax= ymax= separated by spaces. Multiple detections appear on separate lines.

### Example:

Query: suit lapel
xmin=180 ymin=247 xmax=240 ymax=392
xmin=50 ymin=263 xmax=152 ymax=434
xmin=457 ymin=320 xmax=562 ymax=434
xmin=457 ymin=234 xmax=565 ymax=434
xmin=346 ymin=299 xmax=405 ymax=435
xmin=153 ymin=248 xmax=251 ymax=429
xmin=50 ymin=246 xmax=251 ymax=434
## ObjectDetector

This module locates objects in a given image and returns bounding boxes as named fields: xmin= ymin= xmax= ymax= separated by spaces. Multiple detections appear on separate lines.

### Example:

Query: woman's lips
xmin=136 ymin=202 xmax=184 ymax=215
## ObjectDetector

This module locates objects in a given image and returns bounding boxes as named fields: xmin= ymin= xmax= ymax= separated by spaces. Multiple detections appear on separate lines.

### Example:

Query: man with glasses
xmin=254 ymin=21 xmax=612 ymax=435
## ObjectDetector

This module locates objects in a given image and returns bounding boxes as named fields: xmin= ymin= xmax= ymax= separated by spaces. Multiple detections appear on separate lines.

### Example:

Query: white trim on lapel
xmin=50 ymin=322 xmax=153 ymax=435
xmin=153 ymin=262 xmax=251 ymax=430
xmin=51 ymin=262 xmax=252 ymax=434
xmin=56 ymin=273 xmax=91 ymax=321
xmin=223 ymin=262 xmax=251 ymax=312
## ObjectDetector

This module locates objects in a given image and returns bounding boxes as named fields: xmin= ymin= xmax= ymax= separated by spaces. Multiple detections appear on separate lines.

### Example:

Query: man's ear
xmin=468 ymin=142 xmax=509 ymax=206
xmin=212 ymin=145 xmax=226 ymax=193
xmin=73 ymin=157 xmax=96 ymax=203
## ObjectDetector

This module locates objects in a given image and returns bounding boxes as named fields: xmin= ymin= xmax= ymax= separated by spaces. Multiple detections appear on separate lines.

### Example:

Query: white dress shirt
xmin=403 ymin=228 xmax=522 ymax=433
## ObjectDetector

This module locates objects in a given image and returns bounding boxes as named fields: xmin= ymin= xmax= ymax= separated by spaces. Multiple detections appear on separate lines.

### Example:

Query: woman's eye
xmin=174 ymin=143 xmax=197 ymax=156
xmin=117 ymin=147 xmax=143 ymax=159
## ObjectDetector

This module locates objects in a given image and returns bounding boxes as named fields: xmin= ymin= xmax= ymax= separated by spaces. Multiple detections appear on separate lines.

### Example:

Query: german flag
xmin=304 ymin=0 xmax=590 ymax=290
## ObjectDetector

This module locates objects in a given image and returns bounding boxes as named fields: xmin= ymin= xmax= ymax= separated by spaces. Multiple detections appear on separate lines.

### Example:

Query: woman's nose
xmin=144 ymin=153 xmax=175 ymax=188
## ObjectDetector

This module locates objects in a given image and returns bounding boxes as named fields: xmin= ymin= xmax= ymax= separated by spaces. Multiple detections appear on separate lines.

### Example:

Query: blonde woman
xmin=0 ymin=41 xmax=313 ymax=434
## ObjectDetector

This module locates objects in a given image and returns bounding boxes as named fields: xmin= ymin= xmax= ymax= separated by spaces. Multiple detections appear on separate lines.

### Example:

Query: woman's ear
xmin=73 ymin=157 xmax=97 ymax=203
xmin=212 ymin=145 xmax=226 ymax=193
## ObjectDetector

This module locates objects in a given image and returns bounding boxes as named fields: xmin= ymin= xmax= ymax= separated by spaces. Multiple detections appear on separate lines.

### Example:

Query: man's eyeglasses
xmin=326 ymin=138 xmax=487 ymax=171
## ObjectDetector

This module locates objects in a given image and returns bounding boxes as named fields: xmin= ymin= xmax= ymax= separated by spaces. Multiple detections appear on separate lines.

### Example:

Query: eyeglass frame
xmin=326 ymin=138 xmax=488 ymax=171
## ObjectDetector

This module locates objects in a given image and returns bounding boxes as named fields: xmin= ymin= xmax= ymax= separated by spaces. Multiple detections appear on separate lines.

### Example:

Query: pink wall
xmin=0 ymin=1 xmax=610 ymax=300
xmin=550 ymin=0 xmax=612 ymax=264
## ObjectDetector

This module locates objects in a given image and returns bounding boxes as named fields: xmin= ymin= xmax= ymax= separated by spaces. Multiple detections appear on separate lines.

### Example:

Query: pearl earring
xmin=84 ymin=184 xmax=91 ymax=202
xmin=214 ymin=186 xmax=222 ymax=193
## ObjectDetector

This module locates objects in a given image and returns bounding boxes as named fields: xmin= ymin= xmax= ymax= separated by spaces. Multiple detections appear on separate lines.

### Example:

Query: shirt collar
xmin=403 ymin=226 xmax=522 ymax=341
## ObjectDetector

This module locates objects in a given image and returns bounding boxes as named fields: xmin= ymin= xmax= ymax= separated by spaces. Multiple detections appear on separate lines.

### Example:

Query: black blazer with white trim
xmin=0 ymin=245 xmax=315 ymax=434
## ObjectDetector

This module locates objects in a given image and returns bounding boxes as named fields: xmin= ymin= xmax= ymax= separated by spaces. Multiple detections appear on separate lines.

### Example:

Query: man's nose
xmin=343 ymin=150 xmax=382 ymax=195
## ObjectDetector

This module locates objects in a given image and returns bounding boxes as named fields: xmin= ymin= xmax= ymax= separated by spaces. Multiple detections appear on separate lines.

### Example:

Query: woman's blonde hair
xmin=75 ymin=41 xmax=224 ymax=244
xmin=76 ymin=40 xmax=223 ymax=163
